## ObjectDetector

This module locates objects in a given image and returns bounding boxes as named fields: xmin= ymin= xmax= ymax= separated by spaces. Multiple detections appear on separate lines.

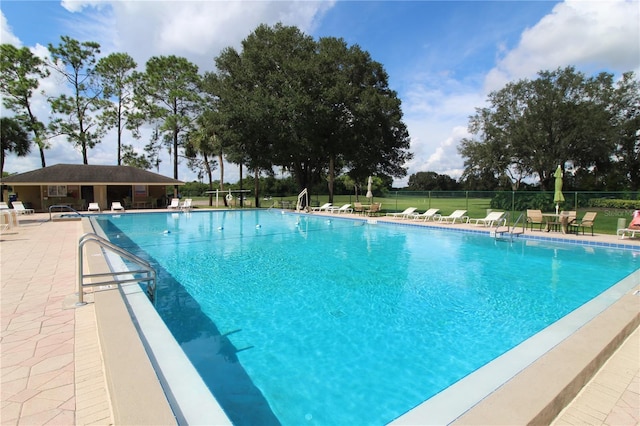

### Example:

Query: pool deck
xmin=0 ymin=210 xmax=638 ymax=425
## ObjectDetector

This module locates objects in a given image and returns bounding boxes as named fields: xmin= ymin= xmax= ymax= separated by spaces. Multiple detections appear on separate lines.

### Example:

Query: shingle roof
xmin=1 ymin=164 xmax=184 ymax=185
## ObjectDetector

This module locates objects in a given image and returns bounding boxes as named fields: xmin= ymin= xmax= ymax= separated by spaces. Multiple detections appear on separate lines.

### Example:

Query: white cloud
xmin=485 ymin=0 xmax=640 ymax=91
xmin=402 ymin=0 xmax=639 ymax=187
xmin=60 ymin=0 xmax=334 ymax=72
xmin=0 ymin=10 xmax=21 ymax=46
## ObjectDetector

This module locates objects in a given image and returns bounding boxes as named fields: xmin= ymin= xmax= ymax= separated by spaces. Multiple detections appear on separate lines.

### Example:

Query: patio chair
xmin=437 ymin=210 xmax=469 ymax=224
xmin=111 ymin=201 xmax=125 ymax=211
xmin=167 ymin=198 xmax=180 ymax=209
xmin=11 ymin=201 xmax=34 ymax=215
xmin=88 ymin=202 xmax=101 ymax=212
xmin=568 ymin=212 xmax=597 ymax=235
xmin=311 ymin=203 xmax=332 ymax=212
xmin=0 ymin=201 xmax=9 ymax=210
xmin=471 ymin=211 xmax=506 ymax=227
xmin=353 ymin=202 xmax=365 ymax=215
xmin=548 ymin=211 xmax=576 ymax=233
xmin=365 ymin=203 xmax=381 ymax=216
xmin=526 ymin=209 xmax=544 ymax=231
xmin=410 ymin=208 xmax=440 ymax=221
xmin=386 ymin=207 xmax=417 ymax=219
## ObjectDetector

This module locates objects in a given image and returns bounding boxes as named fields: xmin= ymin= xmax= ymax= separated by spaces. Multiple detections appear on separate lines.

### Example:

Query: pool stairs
xmin=77 ymin=232 xmax=157 ymax=306
xmin=491 ymin=212 xmax=526 ymax=242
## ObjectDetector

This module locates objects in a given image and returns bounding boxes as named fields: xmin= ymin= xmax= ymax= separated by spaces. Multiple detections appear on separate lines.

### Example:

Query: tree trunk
xmin=254 ymin=168 xmax=260 ymax=208
xmin=328 ymin=154 xmax=335 ymax=204
xmin=219 ymin=152 xmax=227 ymax=207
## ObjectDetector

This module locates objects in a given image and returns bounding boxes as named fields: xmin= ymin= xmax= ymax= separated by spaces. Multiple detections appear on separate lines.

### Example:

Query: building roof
xmin=1 ymin=164 xmax=184 ymax=186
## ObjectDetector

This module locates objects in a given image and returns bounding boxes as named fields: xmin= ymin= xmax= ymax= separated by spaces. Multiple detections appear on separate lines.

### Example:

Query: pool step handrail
xmin=492 ymin=212 xmax=525 ymax=241
xmin=77 ymin=232 xmax=156 ymax=306
xmin=49 ymin=204 xmax=83 ymax=221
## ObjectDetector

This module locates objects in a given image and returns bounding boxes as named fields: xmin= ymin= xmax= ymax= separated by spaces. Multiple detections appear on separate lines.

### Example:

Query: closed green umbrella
xmin=553 ymin=165 xmax=565 ymax=214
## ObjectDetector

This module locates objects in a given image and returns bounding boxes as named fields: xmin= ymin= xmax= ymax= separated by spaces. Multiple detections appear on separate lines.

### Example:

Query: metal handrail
xmin=77 ymin=233 xmax=156 ymax=306
xmin=49 ymin=204 xmax=83 ymax=221
xmin=511 ymin=212 xmax=526 ymax=235
xmin=492 ymin=212 xmax=525 ymax=241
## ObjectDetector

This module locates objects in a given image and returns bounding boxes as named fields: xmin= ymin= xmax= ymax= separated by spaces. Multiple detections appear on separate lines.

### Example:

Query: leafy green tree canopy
xmin=0 ymin=44 xmax=50 ymax=167
xmin=1 ymin=117 xmax=31 ymax=176
xmin=47 ymin=36 xmax=105 ymax=164
xmin=459 ymin=66 xmax=638 ymax=191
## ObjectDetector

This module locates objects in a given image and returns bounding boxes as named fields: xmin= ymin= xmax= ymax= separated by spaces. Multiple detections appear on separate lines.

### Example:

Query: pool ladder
xmin=77 ymin=233 xmax=156 ymax=306
xmin=491 ymin=212 xmax=526 ymax=241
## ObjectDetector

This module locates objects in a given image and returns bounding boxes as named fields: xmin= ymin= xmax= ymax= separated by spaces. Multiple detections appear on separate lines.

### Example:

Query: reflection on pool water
xmin=94 ymin=210 xmax=639 ymax=425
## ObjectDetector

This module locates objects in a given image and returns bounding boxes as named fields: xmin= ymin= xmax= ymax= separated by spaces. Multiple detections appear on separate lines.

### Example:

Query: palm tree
xmin=1 ymin=117 xmax=31 ymax=176
xmin=185 ymin=113 xmax=222 ymax=206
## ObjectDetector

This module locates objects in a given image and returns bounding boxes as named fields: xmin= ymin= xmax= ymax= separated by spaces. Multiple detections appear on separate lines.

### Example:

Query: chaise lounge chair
xmin=11 ymin=201 xmax=34 ymax=215
xmin=328 ymin=204 xmax=353 ymax=214
xmin=386 ymin=207 xmax=417 ymax=219
xmin=111 ymin=201 xmax=125 ymax=211
xmin=311 ymin=203 xmax=332 ymax=212
xmin=167 ymin=198 xmax=180 ymax=210
xmin=437 ymin=210 xmax=469 ymax=224
xmin=410 ymin=208 xmax=440 ymax=222
xmin=0 ymin=202 xmax=9 ymax=210
xmin=180 ymin=198 xmax=192 ymax=211
xmin=88 ymin=202 xmax=101 ymax=212
xmin=617 ymin=210 xmax=640 ymax=239
xmin=471 ymin=211 xmax=506 ymax=227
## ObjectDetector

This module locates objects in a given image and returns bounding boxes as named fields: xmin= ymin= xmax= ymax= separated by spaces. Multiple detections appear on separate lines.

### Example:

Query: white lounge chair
xmin=471 ymin=211 xmax=506 ymax=227
xmin=111 ymin=201 xmax=125 ymax=211
xmin=88 ymin=202 xmax=101 ymax=212
xmin=180 ymin=198 xmax=192 ymax=211
xmin=0 ymin=201 xmax=9 ymax=210
xmin=311 ymin=203 xmax=332 ymax=212
xmin=410 ymin=208 xmax=440 ymax=221
xmin=11 ymin=201 xmax=34 ymax=215
xmin=328 ymin=204 xmax=353 ymax=214
xmin=618 ymin=211 xmax=640 ymax=239
xmin=386 ymin=207 xmax=417 ymax=219
xmin=438 ymin=210 xmax=469 ymax=224
xmin=167 ymin=198 xmax=180 ymax=209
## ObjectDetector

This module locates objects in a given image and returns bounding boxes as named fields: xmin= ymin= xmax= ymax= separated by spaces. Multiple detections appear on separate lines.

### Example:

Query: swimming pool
xmin=94 ymin=211 xmax=639 ymax=425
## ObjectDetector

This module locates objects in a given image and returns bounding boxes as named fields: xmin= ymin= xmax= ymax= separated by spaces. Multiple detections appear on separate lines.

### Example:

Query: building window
xmin=48 ymin=185 xmax=67 ymax=197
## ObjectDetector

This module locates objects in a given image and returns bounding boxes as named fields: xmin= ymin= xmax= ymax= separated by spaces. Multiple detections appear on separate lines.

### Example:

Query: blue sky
xmin=1 ymin=0 xmax=639 ymax=186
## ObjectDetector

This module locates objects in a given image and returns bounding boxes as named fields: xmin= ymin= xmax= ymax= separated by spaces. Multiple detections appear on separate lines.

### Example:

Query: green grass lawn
xmin=191 ymin=195 xmax=628 ymax=235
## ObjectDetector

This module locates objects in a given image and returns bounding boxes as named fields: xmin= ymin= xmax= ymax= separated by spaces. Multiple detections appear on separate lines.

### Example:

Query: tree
xmin=0 ymin=44 xmax=50 ymax=167
xmin=47 ymin=36 xmax=105 ymax=164
xmin=459 ymin=67 xmax=619 ymax=190
xmin=185 ymin=112 xmax=220 ymax=206
xmin=610 ymin=72 xmax=640 ymax=190
xmin=407 ymin=171 xmax=459 ymax=191
xmin=214 ymin=24 xmax=412 ymax=204
xmin=95 ymin=52 xmax=139 ymax=165
xmin=121 ymin=144 xmax=151 ymax=169
xmin=1 ymin=117 xmax=31 ymax=176
xmin=134 ymin=55 xmax=201 ymax=190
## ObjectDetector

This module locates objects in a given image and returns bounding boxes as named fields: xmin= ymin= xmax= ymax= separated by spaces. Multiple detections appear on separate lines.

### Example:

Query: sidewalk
xmin=1 ymin=212 xmax=638 ymax=425
xmin=1 ymin=215 xmax=112 ymax=425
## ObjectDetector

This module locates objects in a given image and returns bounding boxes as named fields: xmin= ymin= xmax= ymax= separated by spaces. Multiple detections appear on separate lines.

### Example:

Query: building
xmin=1 ymin=164 xmax=184 ymax=212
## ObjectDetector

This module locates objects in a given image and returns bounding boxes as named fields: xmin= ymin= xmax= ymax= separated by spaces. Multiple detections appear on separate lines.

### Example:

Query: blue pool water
xmin=94 ymin=211 xmax=639 ymax=425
